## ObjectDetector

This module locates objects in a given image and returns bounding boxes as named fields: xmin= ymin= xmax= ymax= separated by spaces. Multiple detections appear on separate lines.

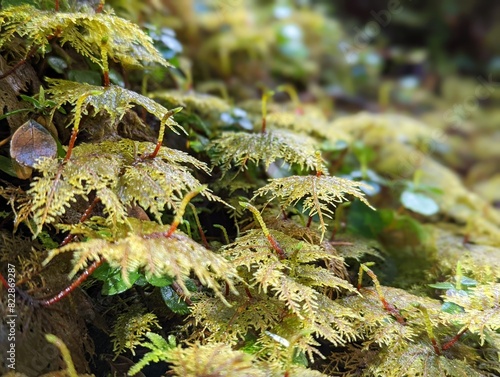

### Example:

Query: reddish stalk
xmin=63 ymin=128 xmax=78 ymax=163
xmin=358 ymin=263 xmax=405 ymax=324
xmin=140 ymin=109 xmax=177 ymax=160
xmin=0 ymin=59 xmax=28 ymax=80
xmin=241 ymin=202 xmax=287 ymax=260
xmin=189 ymin=204 xmax=210 ymax=249
xmin=37 ymin=259 xmax=103 ymax=307
xmin=430 ymin=338 xmax=441 ymax=356
xmin=2 ymin=196 xmax=102 ymax=307
xmin=55 ymin=0 xmax=59 ymax=11
xmin=306 ymin=216 xmax=313 ymax=228
xmin=141 ymin=188 xmax=204 ymax=240
xmin=380 ymin=298 xmax=405 ymax=325
xmin=96 ymin=0 xmax=105 ymax=13
xmin=244 ymin=287 xmax=253 ymax=300
xmin=0 ymin=44 xmax=40 ymax=80
xmin=60 ymin=197 xmax=101 ymax=246
xmin=103 ymin=70 xmax=110 ymax=87
xmin=442 ymin=328 xmax=468 ymax=351
xmin=0 ymin=260 xmax=103 ymax=307
xmin=266 ymin=234 xmax=287 ymax=260
xmin=0 ymin=273 xmax=9 ymax=291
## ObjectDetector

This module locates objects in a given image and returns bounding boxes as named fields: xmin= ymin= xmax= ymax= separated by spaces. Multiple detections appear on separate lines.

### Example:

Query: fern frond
xmin=309 ymin=294 xmax=361 ymax=346
xmin=128 ymin=332 xmax=177 ymax=376
xmin=167 ymin=342 xmax=267 ymax=377
xmin=111 ymin=304 xmax=161 ymax=356
xmin=221 ymin=228 xmax=359 ymax=345
xmin=340 ymin=287 xmax=441 ymax=347
xmin=444 ymin=283 xmax=500 ymax=345
xmin=189 ymin=289 xmax=284 ymax=345
xmin=266 ymin=111 xmax=352 ymax=145
xmin=209 ymin=129 xmax=319 ymax=173
xmin=28 ymin=155 xmax=112 ymax=229
xmin=254 ymin=174 xmax=374 ymax=240
xmin=113 ymin=140 xmax=220 ymax=222
xmin=151 ymin=90 xmax=232 ymax=115
xmin=46 ymin=79 xmax=184 ymax=142
xmin=0 ymin=6 xmax=171 ymax=70
xmin=369 ymin=341 xmax=485 ymax=377
xmin=43 ymin=217 xmax=239 ymax=301
xmin=27 ymin=139 xmax=214 ymax=231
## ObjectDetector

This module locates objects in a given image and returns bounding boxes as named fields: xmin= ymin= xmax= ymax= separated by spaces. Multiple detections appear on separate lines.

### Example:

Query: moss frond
xmin=111 ymin=304 xmax=161 ymax=357
xmin=218 ymin=228 xmax=359 ymax=348
xmin=254 ymin=174 xmax=374 ymax=240
xmin=151 ymin=90 xmax=232 ymax=115
xmin=444 ymin=283 xmax=500 ymax=345
xmin=0 ymin=5 xmax=171 ymax=70
xmin=46 ymin=79 xmax=184 ymax=142
xmin=28 ymin=140 xmax=213 ymax=232
xmin=43 ymin=217 xmax=239 ymax=301
xmin=209 ymin=129 xmax=319 ymax=173
xmin=128 ymin=332 xmax=177 ymax=376
xmin=167 ymin=342 xmax=267 ymax=377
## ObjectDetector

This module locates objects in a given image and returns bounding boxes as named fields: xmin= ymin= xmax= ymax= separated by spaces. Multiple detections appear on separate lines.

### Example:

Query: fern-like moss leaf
xmin=28 ymin=140 xmax=214 ymax=232
xmin=209 ymin=129 xmax=319 ymax=173
xmin=444 ymin=283 xmax=500 ymax=345
xmin=44 ymin=217 xmax=239 ymax=302
xmin=111 ymin=305 xmax=161 ymax=356
xmin=0 ymin=5 xmax=172 ymax=70
xmin=46 ymin=79 xmax=184 ymax=142
xmin=254 ymin=174 xmax=374 ymax=240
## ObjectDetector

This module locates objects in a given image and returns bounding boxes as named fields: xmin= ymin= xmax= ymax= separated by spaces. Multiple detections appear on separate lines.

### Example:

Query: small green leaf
xmin=67 ymin=70 xmax=102 ymax=85
xmin=347 ymin=199 xmax=386 ymax=238
xmin=47 ymin=56 xmax=68 ymax=74
xmin=441 ymin=301 xmax=464 ymax=314
xmin=37 ymin=231 xmax=59 ymax=249
xmin=460 ymin=276 xmax=478 ymax=287
xmin=0 ymin=156 xmax=17 ymax=177
xmin=292 ymin=349 xmax=308 ymax=367
xmin=400 ymin=190 xmax=439 ymax=216
xmin=103 ymin=270 xmax=141 ymax=295
xmin=93 ymin=263 xmax=140 ymax=295
xmin=160 ymin=285 xmax=190 ymax=314
xmin=428 ymin=282 xmax=455 ymax=290
xmin=146 ymin=274 xmax=174 ymax=287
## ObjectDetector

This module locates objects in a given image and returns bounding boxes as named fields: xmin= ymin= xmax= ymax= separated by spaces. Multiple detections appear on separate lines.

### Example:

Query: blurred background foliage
xmin=104 ymin=0 xmax=500 ymax=203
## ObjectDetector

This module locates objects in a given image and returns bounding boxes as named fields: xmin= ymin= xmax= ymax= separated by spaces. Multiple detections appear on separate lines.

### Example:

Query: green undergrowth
xmin=0 ymin=1 xmax=499 ymax=377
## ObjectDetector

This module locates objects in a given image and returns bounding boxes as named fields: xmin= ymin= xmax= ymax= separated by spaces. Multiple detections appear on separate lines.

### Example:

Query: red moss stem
xmin=442 ymin=328 xmax=468 ymax=351
xmin=60 ymin=197 xmax=101 ymax=247
xmin=96 ymin=0 xmax=105 ymax=13
xmin=38 ymin=259 xmax=103 ymax=307
xmin=266 ymin=234 xmax=287 ymax=260
xmin=63 ymin=128 xmax=78 ymax=162
xmin=306 ymin=215 xmax=313 ymax=228
xmin=244 ymin=287 xmax=253 ymax=299
xmin=103 ymin=70 xmax=110 ymax=87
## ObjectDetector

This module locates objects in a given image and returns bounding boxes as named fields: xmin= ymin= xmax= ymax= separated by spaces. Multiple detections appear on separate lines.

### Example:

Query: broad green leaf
xmin=160 ymin=285 xmax=190 ymax=315
xmin=146 ymin=274 xmax=174 ymax=287
xmin=400 ymin=190 xmax=439 ymax=216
